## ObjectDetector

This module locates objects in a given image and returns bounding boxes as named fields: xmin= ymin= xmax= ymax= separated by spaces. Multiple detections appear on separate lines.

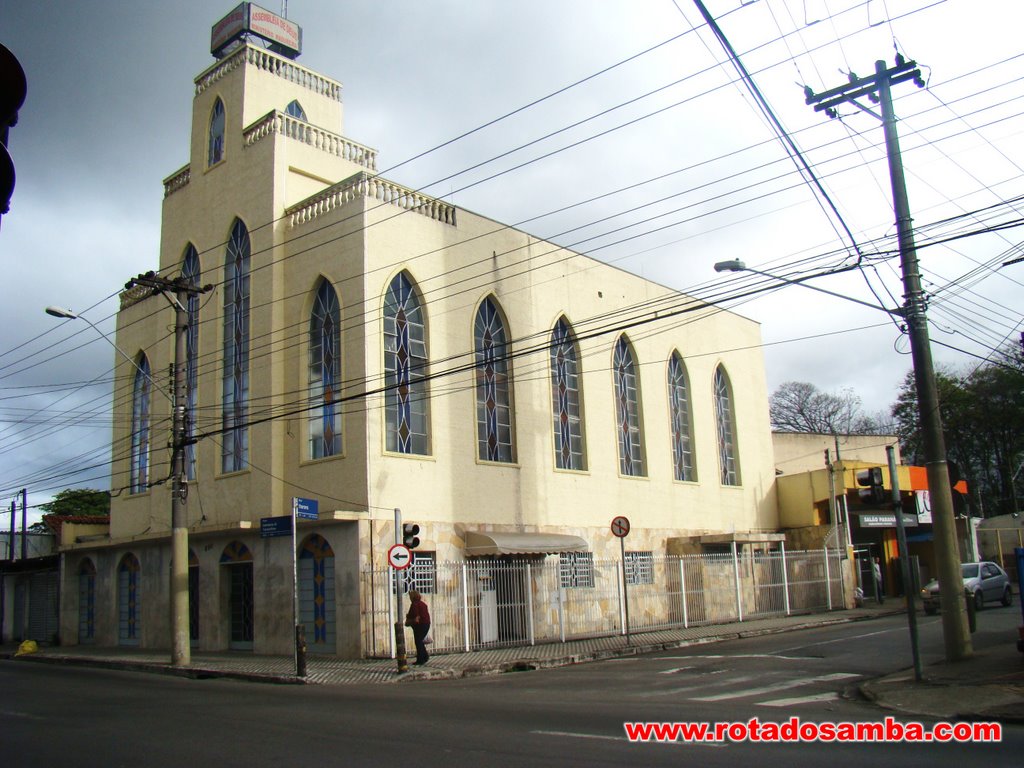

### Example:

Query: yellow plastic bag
xmin=15 ymin=639 xmax=39 ymax=657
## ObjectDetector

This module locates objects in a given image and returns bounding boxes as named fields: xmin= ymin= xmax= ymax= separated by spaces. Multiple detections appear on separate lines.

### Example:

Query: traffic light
xmin=0 ymin=43 xmax=26 ymax=223
xmin=856 ymin=467 xmax=886 ymax=506
xmin=948 ymin=461 xmax=967 ymax=516
xmin=402 ymin=523 xmax=420 ymax=550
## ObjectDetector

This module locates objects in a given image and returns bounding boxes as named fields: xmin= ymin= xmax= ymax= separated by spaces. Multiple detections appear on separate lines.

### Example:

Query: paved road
xmin=3 ymin=608 xmax=1019 ymax=767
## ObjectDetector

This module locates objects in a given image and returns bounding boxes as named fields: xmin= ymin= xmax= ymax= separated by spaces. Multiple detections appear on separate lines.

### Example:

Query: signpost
xmin=261 ymin=498 xmax=319 ymax=678
xmin=611 ymin=516 xmax=631 ymax=644
xmin=392 ymin=508 xmax=410 ymax=673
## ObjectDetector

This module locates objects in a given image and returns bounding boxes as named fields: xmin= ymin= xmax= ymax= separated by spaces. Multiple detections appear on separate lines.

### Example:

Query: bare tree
xmin=770 ymin=381 xmax=885 ymax=434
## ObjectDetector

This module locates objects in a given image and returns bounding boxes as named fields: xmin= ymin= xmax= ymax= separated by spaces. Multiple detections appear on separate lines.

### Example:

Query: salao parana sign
xmin=212 ymin=3 xmax=302 ymax=59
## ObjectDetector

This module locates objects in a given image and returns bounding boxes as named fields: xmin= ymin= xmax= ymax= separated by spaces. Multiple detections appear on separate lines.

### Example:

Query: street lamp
xmin=46 ymin=302 xmax=190 ymax=666
xmin=712 ymin=260 xmax=903 ymax=317
xmin=715 ymin=255 xmax=972 ymax=660
xmin=45 ymin=306 xmax=167 ymax=397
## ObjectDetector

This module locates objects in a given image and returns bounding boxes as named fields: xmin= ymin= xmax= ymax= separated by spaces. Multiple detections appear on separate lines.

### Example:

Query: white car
xmin=920 ymin=561 xmax=1012 ymax=614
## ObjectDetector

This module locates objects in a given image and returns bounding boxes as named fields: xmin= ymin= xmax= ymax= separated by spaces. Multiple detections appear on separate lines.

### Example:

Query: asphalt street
xmin=2 ymin=608 xmax=1019 ymax=767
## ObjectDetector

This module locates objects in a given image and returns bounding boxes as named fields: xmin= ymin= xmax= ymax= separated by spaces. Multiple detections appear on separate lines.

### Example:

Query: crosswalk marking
xmin=638 ymin=673 xmax=757 ymax=698
xmin=759 ymin=691 xmax=841 ymax=707
xmin=691 ymin=672 xmax=858 ymax=702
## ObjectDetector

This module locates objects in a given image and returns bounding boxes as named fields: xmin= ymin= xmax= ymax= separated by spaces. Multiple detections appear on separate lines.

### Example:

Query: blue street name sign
xmin=260 ymin=515 xmax=292 ymax=538
xmin=293 ymin=497 xmax=319 ymax=520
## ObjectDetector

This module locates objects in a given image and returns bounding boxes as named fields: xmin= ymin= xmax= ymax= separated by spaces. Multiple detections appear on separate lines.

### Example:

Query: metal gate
xmin=228 ymin=563 xmax=254 ymax=650
xmin=28 ymin=571 xmax=59 ymax=644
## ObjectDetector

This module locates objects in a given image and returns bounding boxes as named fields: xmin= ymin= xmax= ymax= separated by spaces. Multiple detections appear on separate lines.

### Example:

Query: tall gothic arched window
xmin=286 ymin=99 xmax=307 ymax=121
xmin=208 ymin=98 xmax=225 ymax=166
xmin=550 ymin=317 xmax=585 ymax=470
xmin=668 ymin=352 xmax=695 ymax=482
xmin=130 ymin=354 xmax=151 ymax=494
xmin=714 ymin=365 xmax=740 ymax=485
xmin=222 ymin=219 xmax=250 ymax=473
xmin=474 ymin=296 xmax=514 ymax=463
xmin=309 ymin=280 xmax=341 ymax=459
xmin=613 ymin=335 xmax=644 ymax=476
xmin=383 ymin=272 xmax=429 ymax=455
xmin=182 ymin=244 xmax=200 ymax=480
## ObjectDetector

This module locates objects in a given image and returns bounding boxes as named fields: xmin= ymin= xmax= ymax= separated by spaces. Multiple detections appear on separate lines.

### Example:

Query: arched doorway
xmin=299 ymin=534 xmax=336 ymax=653
xmin=220 ymin=541 xmax=254 ymax=650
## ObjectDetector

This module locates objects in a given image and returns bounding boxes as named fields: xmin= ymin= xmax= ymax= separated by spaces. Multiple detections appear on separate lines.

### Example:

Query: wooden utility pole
xmin=126 ymin=271 xmax=211 ymax=667
xmin=806 ymin=57 xmax=972 ymax=661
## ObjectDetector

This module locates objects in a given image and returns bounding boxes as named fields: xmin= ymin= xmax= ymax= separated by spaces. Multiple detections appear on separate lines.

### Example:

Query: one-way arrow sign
xmin=388 ymin=543 xmax=412 ymax=570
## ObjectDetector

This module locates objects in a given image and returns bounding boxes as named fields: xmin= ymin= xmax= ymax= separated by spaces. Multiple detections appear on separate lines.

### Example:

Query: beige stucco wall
xmin=772 ymin=432 xmax=899 ymax=476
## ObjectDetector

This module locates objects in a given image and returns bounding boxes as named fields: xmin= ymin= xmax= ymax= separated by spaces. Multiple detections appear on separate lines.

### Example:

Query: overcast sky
xmin=3 ymin=0 xmax=1023 ymax=519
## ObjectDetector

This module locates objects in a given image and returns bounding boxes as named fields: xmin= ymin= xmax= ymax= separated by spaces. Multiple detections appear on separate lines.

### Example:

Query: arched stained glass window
xmin=182 ymin=244 xmax=200 ymax=481
xmin=550 ymin=317 xmax=585 ymax=470
xmin=613 ymin=336 xmax=644 ymax=476
xmin=714 ymin=365 xmax=740 ymax=486
xmin=286 ymin=99 xmax=307 ymax=121
xmin=309 ymin=280 xmax=341 ymax=459
xmin=222 ymin=219 xmax=250 ymax=473
xmin=383 ymin=272 xmax=429 ymax=455
xmin=130 ymin=354 xmax=151 ymax=494
xmin=299 ymin=534 xmax=336 ymax=652
xmin=208 ymin=98 xmax=225 ymax=166
xmin=668 ymin=352 xmax=695 ymax=482
xmin=118 ymin=554 xmax=141 ymax=646
xmin=474 ymin=297 xmax=514 ymax=463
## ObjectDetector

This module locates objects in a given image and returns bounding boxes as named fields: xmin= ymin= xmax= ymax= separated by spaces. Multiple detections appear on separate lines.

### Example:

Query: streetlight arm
xmin=44 ymin=306 xmax=168 ymax=400
xmin=711 ymin=261 xmax=903 ymax=318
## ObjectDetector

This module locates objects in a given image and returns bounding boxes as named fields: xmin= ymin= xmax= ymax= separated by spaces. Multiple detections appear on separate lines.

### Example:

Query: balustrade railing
xmin=288 ymin=171 xmax=457 ymax=228
xmin=243 ymin=111 xmax=377 ymax=171
xmin=162 ymin=165 xmax=191 ymax=198
xmin=196 ymin=44 xmax=342 ymax=101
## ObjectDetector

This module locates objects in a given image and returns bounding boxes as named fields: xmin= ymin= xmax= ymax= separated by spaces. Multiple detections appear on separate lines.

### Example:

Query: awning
xmin=464 ymin=531 xmax=589 ymax=557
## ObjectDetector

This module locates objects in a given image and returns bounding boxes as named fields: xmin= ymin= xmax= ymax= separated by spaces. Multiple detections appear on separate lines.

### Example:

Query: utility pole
xmin=125 ymin=270 xmax=211 ymax=667
xmin=807 ymin=57 xmax=972 ymax=661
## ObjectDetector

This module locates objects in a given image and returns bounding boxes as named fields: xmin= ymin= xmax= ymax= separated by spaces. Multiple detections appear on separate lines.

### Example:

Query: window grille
xmin=559 ymin=551 xmax=595 ymax=589
xmin=625 ymin=551 xmax=654 ymax=585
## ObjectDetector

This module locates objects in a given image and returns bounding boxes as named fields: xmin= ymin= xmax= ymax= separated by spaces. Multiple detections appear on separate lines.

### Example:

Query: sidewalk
xmin=5 ymin=604 xmax=1023 ymax=723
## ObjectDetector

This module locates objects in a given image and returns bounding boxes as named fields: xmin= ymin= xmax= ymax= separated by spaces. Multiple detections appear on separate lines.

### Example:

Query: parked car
xmin=920 ymin=561 xmax=1012 ymax=614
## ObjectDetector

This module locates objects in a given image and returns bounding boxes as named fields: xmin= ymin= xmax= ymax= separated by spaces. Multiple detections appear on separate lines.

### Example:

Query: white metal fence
xmin=361 ymin=549 xmax=846 ymax=657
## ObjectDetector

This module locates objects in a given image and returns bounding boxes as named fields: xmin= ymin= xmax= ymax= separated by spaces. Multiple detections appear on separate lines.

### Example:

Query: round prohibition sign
xmin=388 ymin=543 xmax=412 ymax=570
xmin=610 ymin=515 xmax=631 ymax=538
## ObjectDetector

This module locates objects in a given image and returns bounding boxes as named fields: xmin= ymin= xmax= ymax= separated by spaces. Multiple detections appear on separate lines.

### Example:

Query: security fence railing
xmin=361 ymin=549 xmax=846 ymax=658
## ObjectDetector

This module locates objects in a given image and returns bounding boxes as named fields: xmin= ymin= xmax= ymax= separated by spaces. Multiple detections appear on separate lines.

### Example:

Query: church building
xmin=58 ymin=6 xmax=782 ymax=657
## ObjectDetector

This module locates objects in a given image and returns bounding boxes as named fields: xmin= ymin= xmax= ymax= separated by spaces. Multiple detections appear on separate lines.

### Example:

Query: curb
xmin=401 ymin=611 xmax=904 ymax=683
xmin=12 ymin=652 xmax=306 ymax=685
xmin=5 ymin=609 xmax=903 ymax=687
